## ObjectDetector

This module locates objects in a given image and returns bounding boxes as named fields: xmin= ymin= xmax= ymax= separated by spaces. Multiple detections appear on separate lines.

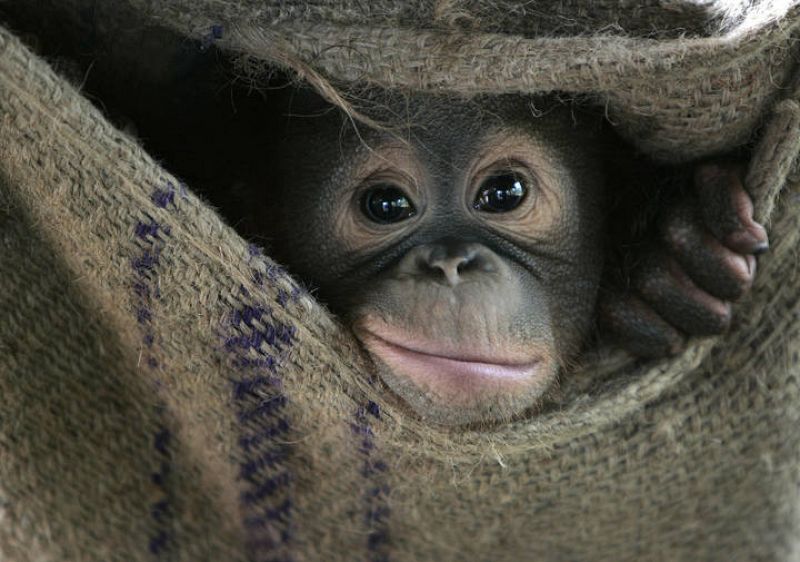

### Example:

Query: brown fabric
xmin=130 ymin=0 xmax=800 ymax=162
xmin=1 ymin=1 xmax=800 ymax=560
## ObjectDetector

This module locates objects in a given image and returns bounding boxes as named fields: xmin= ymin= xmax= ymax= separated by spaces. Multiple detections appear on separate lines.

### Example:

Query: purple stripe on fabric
xmin=151 ymin=499 xmax=170 ymax=522
xmin=132 ymin=250 xmax=159 ymax=275
xmin=233 ymin=357 xmax=277 ymax=370
xmin=239 ymin=420 xmax=291 ymax=453
xmin=135 ymin=220 xmax=172 ymax=239
xmin=200 ymin=24 xmax=224 ymax=51
xmin=276 ymin=290 xmax=288 ymax=307
xmin=154 ymin=428 xmax=171 ymax=455
xmin=225 ymin=278 xmax=298 ymax=562
xmin=150 ymin=180 xmax=186 ymax=209
xmin=233 ymin=376 xmax=282 ymax=399
xmin=149 ymin=531 xmax=170 ymax=555
xmin=131 ymin=204 xmax=176 ymax=559
xmin=352 ymin=401 xmax=391 ymax=561
xmin=151 ymin=188 xmax=175 ymax=209
xmin=238 ymin=396 xmax=288 ymax=423
xmin=137 ymin=307 xmax=152 ymax=324
xmin=245 ymin=248 xmax=307 ymax=306
xmin=224 ymin=323 xmax=296 ymax=354
xmin=243 ymin=498 xmax=293 ymax=525
xmin=232 ymin=305 xmax=270 ymax=326
xmin=239 ymin=446 xmax=289 ymax=480
xmin=241 ymin=472 xmax=292 ymax=504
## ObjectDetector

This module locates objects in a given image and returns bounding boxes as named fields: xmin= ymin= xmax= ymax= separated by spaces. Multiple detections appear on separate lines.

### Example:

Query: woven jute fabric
xmin=1 ymin=1 xmax=800 ymax=560
xmin=130 ymin=0 xmax=800 ymax=163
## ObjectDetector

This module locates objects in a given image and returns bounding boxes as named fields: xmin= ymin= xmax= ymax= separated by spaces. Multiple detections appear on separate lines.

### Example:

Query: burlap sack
xmin=1 ymin=1 xmax=800 ymax=560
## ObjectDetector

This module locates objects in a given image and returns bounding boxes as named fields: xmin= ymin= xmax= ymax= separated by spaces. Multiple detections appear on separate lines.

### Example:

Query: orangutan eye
xmin=473 ymin=172 xmax=528 ymax=213
xmin=361 ymin=185 xmax=416 ymax=224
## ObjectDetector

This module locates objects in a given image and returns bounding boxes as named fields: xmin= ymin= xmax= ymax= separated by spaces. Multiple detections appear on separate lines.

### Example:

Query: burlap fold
xmin=2 ymin=1 xmax=800 ymax=560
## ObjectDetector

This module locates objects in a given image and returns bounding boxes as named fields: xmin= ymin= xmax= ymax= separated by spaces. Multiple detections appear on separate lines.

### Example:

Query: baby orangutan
xmin=251 ymin=91 xmax=767 ymax=426
xmin=1 ymin=7 xmax=765 ymax=426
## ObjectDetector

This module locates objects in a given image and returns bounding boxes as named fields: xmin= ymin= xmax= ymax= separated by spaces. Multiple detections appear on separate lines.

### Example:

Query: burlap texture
xmin=127 ymin=0 xmax=800 ymax=162
xmin=2 ymin=1 xmax=800 ymax=560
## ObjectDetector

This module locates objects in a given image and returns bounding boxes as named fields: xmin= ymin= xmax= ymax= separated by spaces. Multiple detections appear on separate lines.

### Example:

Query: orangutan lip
xmin=359 ymin=331 xmax=540 ymax=381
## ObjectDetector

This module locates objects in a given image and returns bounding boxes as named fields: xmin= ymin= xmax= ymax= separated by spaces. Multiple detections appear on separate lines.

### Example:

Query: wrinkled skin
xmin=253 ymin=91 xmax=767 ymax=426
xmin=262 ymin=94 xmax=605 ymax=424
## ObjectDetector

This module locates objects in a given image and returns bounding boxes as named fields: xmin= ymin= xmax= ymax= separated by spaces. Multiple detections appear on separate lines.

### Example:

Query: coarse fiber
xmin=1 ymin=1 xmax=800 ymax=560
